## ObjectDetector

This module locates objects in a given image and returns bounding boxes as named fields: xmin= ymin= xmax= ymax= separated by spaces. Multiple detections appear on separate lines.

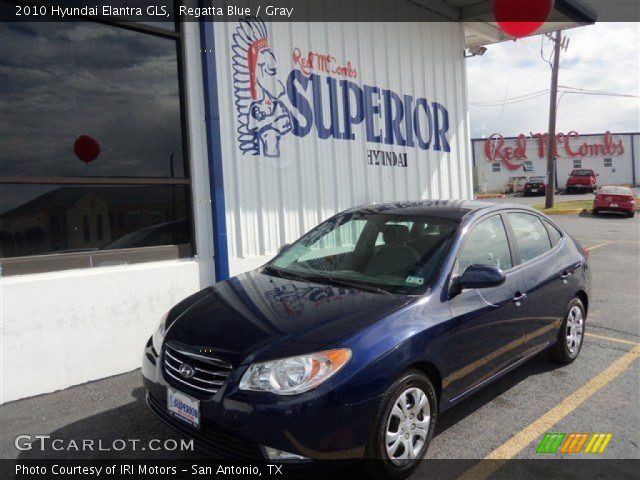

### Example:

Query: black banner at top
xmin=1 ymin=0 xmax=639 ymax=23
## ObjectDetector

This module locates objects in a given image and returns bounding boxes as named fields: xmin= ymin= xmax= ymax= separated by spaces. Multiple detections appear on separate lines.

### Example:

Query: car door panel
xmin=443 ymin=269 xmax=528 ymax=401
xmin=437 ymin=214 xmax=529 ymax=403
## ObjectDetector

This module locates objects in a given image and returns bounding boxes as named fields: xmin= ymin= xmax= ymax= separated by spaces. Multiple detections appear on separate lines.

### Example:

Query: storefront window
xmin=0 ymin=10 xmax=192 ymax=272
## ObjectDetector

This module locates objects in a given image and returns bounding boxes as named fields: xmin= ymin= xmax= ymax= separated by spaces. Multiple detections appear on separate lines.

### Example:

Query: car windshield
xmin=529 ymin=177 xmax=545 ymax=182
xmin=268 ymin=213 xmax=459 ymax=294
xmin=571 ymin=170 xmax=594 ymax=176
xmin=600 ymin=186 xmax=632 ymax=195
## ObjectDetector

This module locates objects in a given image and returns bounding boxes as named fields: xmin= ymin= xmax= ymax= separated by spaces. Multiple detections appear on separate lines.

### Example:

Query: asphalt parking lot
xmin=1 ymin=209 xmax=638 ymax=475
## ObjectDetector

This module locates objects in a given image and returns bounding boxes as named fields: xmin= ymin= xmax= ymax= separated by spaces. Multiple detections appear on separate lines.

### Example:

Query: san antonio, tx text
xmin=17 ymin=464 xmax=283 ymax=476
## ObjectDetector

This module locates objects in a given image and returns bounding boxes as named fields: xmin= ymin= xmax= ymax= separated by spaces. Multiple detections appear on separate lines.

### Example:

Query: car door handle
xmin=512 ymin=292 xmax=528 ymax=304
xmin=561 ymin=271 xmax=572 ymax=280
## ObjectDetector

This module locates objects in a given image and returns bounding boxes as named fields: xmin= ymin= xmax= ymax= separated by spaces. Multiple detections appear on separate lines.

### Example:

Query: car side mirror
xmin=451 ymin=264 xmax=506 ymax=297
xmin=277 ymin=243 xmax=290 ymax=255
xmin=459 ymin=264 xmax=506 ymax=289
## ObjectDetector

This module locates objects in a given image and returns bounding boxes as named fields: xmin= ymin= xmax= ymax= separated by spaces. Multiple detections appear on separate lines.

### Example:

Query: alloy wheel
xmin=384 ymin=387 xmax=430 ymax=465
xmin=566 ymin=305 xmax=584 ymax=355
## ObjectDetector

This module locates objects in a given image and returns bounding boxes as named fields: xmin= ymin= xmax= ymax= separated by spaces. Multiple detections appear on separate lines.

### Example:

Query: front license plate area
xmin=167 ymin=387 xmax=200 ymax=429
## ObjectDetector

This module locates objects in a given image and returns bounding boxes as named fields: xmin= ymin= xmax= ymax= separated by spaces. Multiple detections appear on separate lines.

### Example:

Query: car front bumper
xmin=142 ymin=338 xmax=380 ymax=461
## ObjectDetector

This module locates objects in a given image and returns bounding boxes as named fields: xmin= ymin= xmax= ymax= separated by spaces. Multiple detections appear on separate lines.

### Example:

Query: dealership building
xmin=472 ymin=131 xmax=640 ymax=193
xmin=0 ymin=1 xmax=597 ymax=403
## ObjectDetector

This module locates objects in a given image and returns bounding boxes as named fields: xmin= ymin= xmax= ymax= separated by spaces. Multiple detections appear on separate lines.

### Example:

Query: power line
xmin=470 ymin=87 xmax=638 ymax=106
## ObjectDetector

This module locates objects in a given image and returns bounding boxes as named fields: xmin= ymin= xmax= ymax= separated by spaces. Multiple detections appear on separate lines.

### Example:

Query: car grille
xmin=163 ymin=343 xmax=232 ymax=398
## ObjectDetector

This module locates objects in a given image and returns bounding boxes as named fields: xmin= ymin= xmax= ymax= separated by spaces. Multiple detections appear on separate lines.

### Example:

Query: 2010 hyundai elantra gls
xmin=142 ymin=200 xmax=590 ymax=478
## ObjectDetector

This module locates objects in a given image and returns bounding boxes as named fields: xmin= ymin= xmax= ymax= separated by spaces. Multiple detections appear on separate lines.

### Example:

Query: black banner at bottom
xmin=2 ymin=459 xmax=638 ymax=480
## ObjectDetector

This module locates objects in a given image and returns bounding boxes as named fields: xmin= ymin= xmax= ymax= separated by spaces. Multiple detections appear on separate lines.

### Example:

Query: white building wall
xmin=211 ymin=21 xmax=472 ymax=275
xmin=0 ymin=23 xmax=215 ymax=404
xmin=473 ymin=133 xmax=637 ymax=193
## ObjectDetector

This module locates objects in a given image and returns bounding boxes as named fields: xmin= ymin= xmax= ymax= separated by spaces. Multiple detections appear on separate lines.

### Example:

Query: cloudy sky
xmin=466 ymin=22 xmax=640 ymax=138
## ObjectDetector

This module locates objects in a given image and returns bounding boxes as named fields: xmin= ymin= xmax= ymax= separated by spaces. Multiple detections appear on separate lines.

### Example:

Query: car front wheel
xmin=363 ymin=370 xmax=437 ymax=479
xmin=550 ymin=297 xmax=586 ymax=364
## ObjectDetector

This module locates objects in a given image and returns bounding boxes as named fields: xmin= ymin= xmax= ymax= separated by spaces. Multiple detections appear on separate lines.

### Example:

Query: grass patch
xmin=532 ymin=198 xmax=640 ymax=214
xmin=532 ymin=200 xmax=593 ymax=214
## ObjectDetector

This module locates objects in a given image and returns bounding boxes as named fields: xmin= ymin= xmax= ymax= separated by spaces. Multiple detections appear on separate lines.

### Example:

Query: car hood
xmin=164 ymin=269 xmax=412 ymax=366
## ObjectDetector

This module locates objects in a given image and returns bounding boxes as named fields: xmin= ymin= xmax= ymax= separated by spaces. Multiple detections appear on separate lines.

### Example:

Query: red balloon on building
xmin=494 ymin=0 xmax=555 ymax=38
xmin=74 ymin=135 xmax=101 ymax=164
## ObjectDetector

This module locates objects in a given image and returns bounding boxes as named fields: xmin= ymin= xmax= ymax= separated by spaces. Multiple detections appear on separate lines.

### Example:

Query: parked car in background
xmin=593 ymin=186 xmax=636 ymax=218
xmin=523 ymin=176 xmax=547 ymax=196
xmin=143 ymin=200 xmax=590 ymax=478
xmin=566 ymin=169 xmax=598 ymax=193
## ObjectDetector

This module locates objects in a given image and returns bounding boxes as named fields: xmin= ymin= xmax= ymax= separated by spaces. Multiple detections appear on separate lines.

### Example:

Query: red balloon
xmin=74 ymin=135 xmax=100 ymax=164
xmin=494 ymin=0 xmax=555 ymax=38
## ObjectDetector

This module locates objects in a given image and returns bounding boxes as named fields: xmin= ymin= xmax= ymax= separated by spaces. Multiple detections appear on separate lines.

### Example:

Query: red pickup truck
xmin=566 ymin=169 xmax=598 ymax=193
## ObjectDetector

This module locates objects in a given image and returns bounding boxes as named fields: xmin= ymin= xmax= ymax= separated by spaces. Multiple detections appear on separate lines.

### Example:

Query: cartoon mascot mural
xmin=232 ymin=17 xmax=292 ymax=158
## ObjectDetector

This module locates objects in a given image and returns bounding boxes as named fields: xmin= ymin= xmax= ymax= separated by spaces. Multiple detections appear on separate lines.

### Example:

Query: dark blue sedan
xmin=142 ymin=200 xmax=590 ymax=478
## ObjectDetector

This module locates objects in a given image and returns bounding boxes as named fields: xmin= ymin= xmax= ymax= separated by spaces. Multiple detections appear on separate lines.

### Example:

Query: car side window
xmin=544 ymin=220 xmax=563 ymax=247
xmin=455 ymin=215 xmax=512 ymax=275
xmin=507 ymin=213 xmax=552 ymax=262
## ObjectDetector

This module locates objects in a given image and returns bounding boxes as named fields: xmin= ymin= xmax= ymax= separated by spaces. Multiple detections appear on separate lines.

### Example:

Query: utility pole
xmin=545 ymin=30 xmax=563 ymax=209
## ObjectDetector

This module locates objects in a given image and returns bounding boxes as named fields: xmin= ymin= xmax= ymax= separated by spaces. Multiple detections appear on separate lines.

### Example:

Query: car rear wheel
xmin=592 ymin=209 xmax=599 ymax=216
xmin=550 ymin=297 xmax=586 ymax=364
xmin=363 ymin=370 xmax=437 ymax=479
xmin=628 ymin=211 xmax=636 ymax=218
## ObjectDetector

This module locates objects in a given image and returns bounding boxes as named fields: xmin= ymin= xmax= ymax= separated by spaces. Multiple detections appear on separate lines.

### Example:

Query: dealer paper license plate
xmin=167 ymin=387 xmax=200 ymax=428
xmin=610 ymin=203 xmax=618 ymax=207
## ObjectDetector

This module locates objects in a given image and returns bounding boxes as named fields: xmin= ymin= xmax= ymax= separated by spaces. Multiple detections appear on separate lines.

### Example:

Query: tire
xmin=628 ymin=211 xmax=636 ymax=218
xmin=566 ymin=187 xmax=572 ymax=194
xmin=592 ymin=209 xmax=599 ymax=216
xmin=362 ymin=370 xmax=438 ymax=480
xmin=550 ymin=297 xmax=586 ymax=364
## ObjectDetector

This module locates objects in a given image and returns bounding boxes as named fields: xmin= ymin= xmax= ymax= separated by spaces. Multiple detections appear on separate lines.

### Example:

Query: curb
xmin=539 ymin=207 xmax=640 ymax=216
xmin=539 ymin=209 xmax=587 ymax=215
xmin=475 ymin=194 xmax=505 ymax=199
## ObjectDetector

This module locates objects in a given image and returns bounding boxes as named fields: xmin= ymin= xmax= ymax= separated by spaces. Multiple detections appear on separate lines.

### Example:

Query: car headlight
xmin=151 ymin=313 xmax=168 ymax=354
xmin=239 ymin=349 xmax=352 ymax=395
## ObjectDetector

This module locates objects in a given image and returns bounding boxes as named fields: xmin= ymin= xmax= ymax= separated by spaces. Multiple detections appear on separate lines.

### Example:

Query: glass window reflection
xmin=0 ymin=20 xmax=184 ymax=178
xmin=0 ymin=184 xmax=191 ymax=258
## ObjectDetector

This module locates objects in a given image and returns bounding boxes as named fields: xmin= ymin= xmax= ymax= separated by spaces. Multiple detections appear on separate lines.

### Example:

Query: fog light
xmin=262 ymin=446 xmax=309 ymax=462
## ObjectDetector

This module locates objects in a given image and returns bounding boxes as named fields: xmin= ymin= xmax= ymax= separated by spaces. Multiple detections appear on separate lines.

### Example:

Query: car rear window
xmin=599 ymin=186 xmax=632 ymax=195
xmin=543 ymin=220 xmax=563 ymax=247
xmin=571 ymin=170 xmax=594 ymax=176
xmin=507 ymin=213 xmax=552 ymax=263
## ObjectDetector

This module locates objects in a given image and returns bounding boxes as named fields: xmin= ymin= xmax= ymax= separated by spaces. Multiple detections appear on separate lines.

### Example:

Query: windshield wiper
xmin=263 ymin=265 xmax=393 ymax=295
xmin=322 ymin=276 xmax=394 ymax=295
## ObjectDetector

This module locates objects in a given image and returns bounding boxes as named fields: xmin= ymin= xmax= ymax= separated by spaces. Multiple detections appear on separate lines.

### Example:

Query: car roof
xmin=343 ymin=199 xmax=528 ymax=221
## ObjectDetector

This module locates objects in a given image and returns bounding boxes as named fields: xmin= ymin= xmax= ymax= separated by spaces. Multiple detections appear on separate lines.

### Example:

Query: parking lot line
xmin=585 ymin=241 xmax=614 ymax=252
xmin=457 ymin=345 xmax=640 ymax=480
xmin=586 ymin=332 xmax=640 ymax=347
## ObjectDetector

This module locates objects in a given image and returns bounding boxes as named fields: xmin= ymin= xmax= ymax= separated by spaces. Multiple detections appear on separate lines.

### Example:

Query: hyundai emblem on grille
xmin=178 ymin=363 xmax=195 ymax=379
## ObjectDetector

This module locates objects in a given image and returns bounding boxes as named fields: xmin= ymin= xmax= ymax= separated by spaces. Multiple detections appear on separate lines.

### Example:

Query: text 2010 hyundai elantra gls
xmin=143 ymin=200 xmax=590 ymax=478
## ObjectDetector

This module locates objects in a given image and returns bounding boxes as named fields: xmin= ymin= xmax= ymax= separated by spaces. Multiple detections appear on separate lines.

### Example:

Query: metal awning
xmin=415 ymin=0 xmax=599 ymax=47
